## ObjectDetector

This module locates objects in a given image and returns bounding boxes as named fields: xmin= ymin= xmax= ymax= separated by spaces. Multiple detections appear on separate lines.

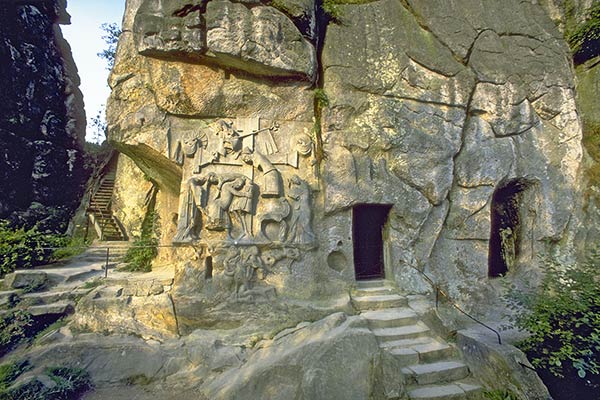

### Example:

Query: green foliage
xmin=566 ymin=3 xmax=600 ymax=64
xmin=97 ymin=22 xmax=121 ymax=70
xmin=122 ymin=207 xmax=159 ymax=273
xmin=0 ymin=310 xmax=33 ymax=356
xmin=0 ymin=221 xmax=69 ymax=276
xmin=483 ymin=389 xmax=521 ymax=400
xmin=504 ymin=253 xmax=600 ymax=385
xmin=51 ymin=235 xmax=88 ymax=261
xmin=0 ymin=365 xmax=92 ymax=400
xmin=582 ymin=122 xmax=600 ymax=196
xmin=33 ymin=319 xmax=67 ymax=345
xmin=0 ymin=361 xmax=31 ymax=392
xmin=121 ymin=236 xmax=158 ymax=273
xmin=314 ymin=88 xmax=329 ymax=108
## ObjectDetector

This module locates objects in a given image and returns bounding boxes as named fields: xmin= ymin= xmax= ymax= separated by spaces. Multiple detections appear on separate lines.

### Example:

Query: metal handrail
xmin=407 ymin=264 xmax=503 ymax=345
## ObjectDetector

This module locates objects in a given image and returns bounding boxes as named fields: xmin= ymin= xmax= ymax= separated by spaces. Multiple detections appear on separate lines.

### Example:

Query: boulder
xmin=4 ymin=271 xmax=48 ymax=290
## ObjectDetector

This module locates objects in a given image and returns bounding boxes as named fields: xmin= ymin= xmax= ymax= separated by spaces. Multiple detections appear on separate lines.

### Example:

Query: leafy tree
xmin=504 ymin=253 xmax=600 ymax=391
xmin=97 ymin=22 xmax=122 ymax=70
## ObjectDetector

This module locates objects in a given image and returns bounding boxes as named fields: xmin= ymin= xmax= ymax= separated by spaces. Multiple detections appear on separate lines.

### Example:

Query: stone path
xmin=0 ymin=242 xmax=131 ymax=320
xmin=352 ymin=280 xmax=483 ymax=400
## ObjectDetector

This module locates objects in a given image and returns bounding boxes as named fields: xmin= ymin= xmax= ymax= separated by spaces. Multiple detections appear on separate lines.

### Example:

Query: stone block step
xmin=372 ymin=323 xmax=430 ymax=342
xmin=354 ymin=286 xmax=396 ymax=297
xmin=21 ymin=288 xmax=90 ymax=306
xmin=356 ymin=279 xmax=387 ymax=289
xmin=408 ymin=382 xmax=482 ymax=400
xmin=410 ymin=341 xmax=455 ymax=363
xmin=388 ymin=340 xmax=454 ymax=364
xmin=28 ymin=301 xmax=75 ymax=317
xmin=361 ymin=307 xmax=418 ymax=329
xmin=352 ymin=294 xmax=408 ymax=310
xmin=402 ymin=361 xmax=469 ymax=385
xmin=380 ymin=336 xmax=433 ymax=349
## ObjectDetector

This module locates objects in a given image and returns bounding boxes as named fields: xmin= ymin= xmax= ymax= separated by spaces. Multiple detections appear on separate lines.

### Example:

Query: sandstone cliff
xmin=0 ymin=0 xmax=87 ymax=231
xmin=106 ymin=0 xmax=584 ymax=323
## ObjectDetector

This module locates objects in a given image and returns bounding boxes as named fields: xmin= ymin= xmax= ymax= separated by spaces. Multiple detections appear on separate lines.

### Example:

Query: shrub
xmin=0 ymin=360 xmax=31 ymax=392
xmin=566 ymin=3 xmax=600 ymax=64
xmin=122 ymin=207 xmax=159 ymax=272
xmin=483 ymin=389 xmax=521 ymax=400
xmin=504 ymin=253 xmax=600 ymax=387
xmin=0 ymin=365 xmax=92 ymax=400
xmin=121 ymin=236 xmax=158 ymax=272
xmin=0 ymin=221 xmax=69 ymax=276
xmin=0 ymin=310 xmax=33 ymax=356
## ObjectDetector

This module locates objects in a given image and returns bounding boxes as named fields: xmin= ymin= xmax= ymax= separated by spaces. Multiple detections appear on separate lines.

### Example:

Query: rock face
xmin=106 ymin=0 xmax=584 ymax=340
xmin=0 ymin=0 xmax=87 ymax=230
xmin=32 ymin=313 xmax=403 ymax=400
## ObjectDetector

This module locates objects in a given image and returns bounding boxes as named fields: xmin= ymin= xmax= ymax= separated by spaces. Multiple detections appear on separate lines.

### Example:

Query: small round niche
xmin=327 ymin=251 xmax=347 ymax=273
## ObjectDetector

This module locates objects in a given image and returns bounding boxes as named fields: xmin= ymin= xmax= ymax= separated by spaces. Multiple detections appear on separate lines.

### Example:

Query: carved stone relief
xmin=171 ymin=117 xmax=316 ymax=247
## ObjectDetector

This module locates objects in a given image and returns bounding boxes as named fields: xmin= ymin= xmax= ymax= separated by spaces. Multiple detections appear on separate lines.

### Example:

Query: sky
xmin=61 ymin=0 xmax=126 ymax=142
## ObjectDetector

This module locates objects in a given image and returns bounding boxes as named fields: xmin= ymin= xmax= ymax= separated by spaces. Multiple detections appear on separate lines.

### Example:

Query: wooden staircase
xmin=352 ymin=280 xmax=484 ymax=400
xmin=88 ymin=171 xmax=126 ymax=242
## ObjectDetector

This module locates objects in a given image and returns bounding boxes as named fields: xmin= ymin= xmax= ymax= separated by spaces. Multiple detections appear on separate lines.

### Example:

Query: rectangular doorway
xmin=352 ymin=204 xmax=392 ymax=280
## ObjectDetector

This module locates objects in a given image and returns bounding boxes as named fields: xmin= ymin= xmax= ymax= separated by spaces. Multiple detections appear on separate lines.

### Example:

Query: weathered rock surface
xmin=0 ymin=0 xmax=87 ymax=229
xmin=30 ymin=313 xmax=403 ymax=400
xmin=4 ymin=271 xmax=48 ymax=290
xmin=104 ymin=0 xmax=586 ymax=386
xmin=133 ymin=0 xmax=317 ymax=80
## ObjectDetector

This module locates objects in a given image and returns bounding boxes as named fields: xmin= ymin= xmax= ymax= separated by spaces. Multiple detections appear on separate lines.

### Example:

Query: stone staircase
xmin=352 ymin=280 xmax=483 ymax=400
xmin=88 ymin=172 xmax=126 ymax=241
xmin=75 ymin=241 xmax=131 ymax=264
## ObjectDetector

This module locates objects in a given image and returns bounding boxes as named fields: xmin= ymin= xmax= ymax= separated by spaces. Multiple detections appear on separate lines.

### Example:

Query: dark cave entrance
xmin=488 ymin=178 xmax=536 ymax=277
xmin=353 ymin=204 xmax=392 ymax=280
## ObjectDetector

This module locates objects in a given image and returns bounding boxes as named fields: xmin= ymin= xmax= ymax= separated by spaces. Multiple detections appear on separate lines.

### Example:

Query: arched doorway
xmin=488 ymin=178 xmax=537 ymax=277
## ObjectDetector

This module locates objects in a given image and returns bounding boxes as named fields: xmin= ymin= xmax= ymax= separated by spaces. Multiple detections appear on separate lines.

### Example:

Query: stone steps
xmin=408 ymin=381 xmax=483 ymax=400
xmin=352 ymin=294 xmax=408 ymax=310
xmin=20 ymin=288 xmax=89 ymax=306
xmin=388 ymin=340 xmax=455 ymax=364
xmin=352 ymin=280 xmax=484 ymax=399
xmin=372 ymin=323 xmax=431 ymax=342
xmin=402 ymin=360 xmax=470 ymax=385
xmin=361 ymin=307 xmax=418 ymax=328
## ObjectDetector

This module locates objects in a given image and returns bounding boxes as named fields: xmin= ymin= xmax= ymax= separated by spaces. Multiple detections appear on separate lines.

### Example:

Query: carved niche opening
xmin=352 ymin=204 xmax=393 ymax=280
xmin=205 ymin=256 xmax=213 ymax=280
xmin=488 ymin=178 xmax=538 ymax=278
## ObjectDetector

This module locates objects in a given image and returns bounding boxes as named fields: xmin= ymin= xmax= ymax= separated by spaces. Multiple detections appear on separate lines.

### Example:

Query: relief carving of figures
xmin=222 ymin=246 xmax=266 ymax=299
xmin=204 ymin=175 xmax=257 ymax=239
xmin=287 ymin=175 xmax=315 ymax=244
xmin=242 ymin=148 xmax=283 ymax=198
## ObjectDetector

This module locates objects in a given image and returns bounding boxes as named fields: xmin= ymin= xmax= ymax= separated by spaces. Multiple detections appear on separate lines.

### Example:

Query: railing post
xmin=105 ymin=247 xmax=109 ymax=278
xmin=435 ymin=285 xmax=439 ymax=309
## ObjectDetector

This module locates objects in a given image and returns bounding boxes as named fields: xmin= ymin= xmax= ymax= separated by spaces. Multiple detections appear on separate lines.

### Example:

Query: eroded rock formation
xmin=0 ymin=0 xmax=87 ymax=230
xmin=105 ymin=0 xmax=584 ymax=333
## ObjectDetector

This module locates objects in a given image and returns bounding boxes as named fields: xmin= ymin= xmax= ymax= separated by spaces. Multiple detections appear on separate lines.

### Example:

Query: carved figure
xmin=287 ymin=175 xmax=315 ymax=244
xmin=173 ymin=175 xmax=207 ymax=243
xmin=222 ymin=246 xmax=265 ymax=299
xmin=214 ymin=119 xmax=242 ymax=160
xmin=228 ymin=177 xmax=256 ymax=239
xmin=205 ymin=173 xmax=237 ymax=231
xmin=207 ymin=176 xmax=255 ymax=238
xmin=241 ymin=148 xmax=283 ymax=198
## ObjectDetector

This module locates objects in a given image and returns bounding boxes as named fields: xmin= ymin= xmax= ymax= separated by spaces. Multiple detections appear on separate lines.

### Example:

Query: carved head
xmin=233 ymin=177 xmax=246 ymax=189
